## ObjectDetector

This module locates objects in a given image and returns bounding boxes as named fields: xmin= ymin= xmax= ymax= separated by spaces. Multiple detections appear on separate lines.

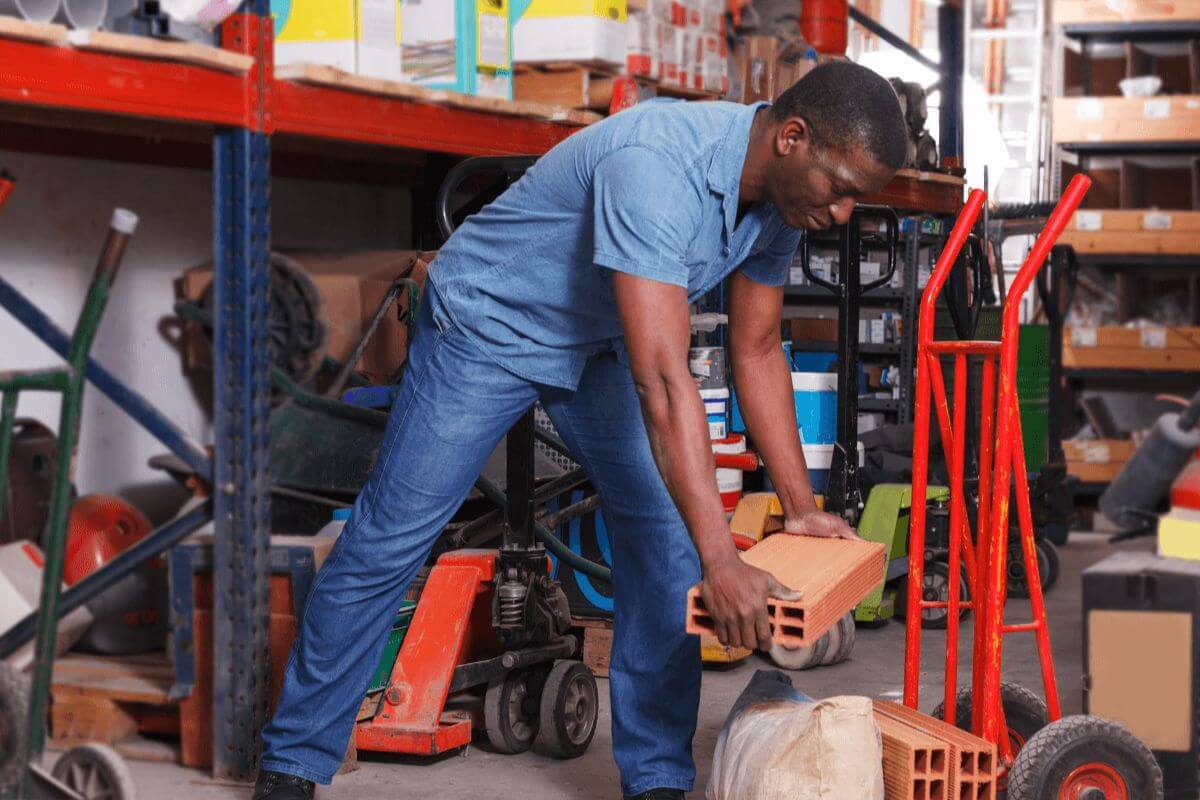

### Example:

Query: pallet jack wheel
xmin=0 ymin=661 xmax=29 ymax=796
xmin=933 ymin=681 xmax=1049 ymax=754
xmin=1006 ymin=715 xmax=1163 ymax=800
xmin=1037 ymin=538 xmax=1061 ymax=592
xmin=769 ymin=626 xmax=830 ymax=671
xmin=484 ymin=670 xmax=538 ymax=754
xmin=536 ymin=661 xmax=598 ymax=759
xmin=1008 ymin=536 xmax=1056 ymax=599
xmin=898 ymin=560 xmax=970 ymax=630
xmin=51 ymin=743 xmax=137 ymax=800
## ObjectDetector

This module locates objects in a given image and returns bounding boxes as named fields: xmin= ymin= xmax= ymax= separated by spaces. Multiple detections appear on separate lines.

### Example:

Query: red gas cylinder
xmin=801 ymin=0 xmax=848 ymax=55
xmin=64 ymin=494 xmax=152 ymax=585
xmin=1170 ymin=459 xmax=1200 ymax=512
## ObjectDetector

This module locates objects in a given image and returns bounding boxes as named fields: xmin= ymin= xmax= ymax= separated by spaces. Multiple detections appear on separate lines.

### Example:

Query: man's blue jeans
xmin=260 ymin=286 xmax=702 ymax=796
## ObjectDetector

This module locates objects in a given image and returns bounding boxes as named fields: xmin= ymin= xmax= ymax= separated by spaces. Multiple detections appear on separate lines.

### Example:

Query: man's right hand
xmin=699 ymin=556 xmax=801 ymax=652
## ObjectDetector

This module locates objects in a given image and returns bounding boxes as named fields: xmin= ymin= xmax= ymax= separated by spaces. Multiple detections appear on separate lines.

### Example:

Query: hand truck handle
xmin=93 ymin=208 xmax=140 ymax=285
xmin=918 ymin=189 xmax=988 ymax=347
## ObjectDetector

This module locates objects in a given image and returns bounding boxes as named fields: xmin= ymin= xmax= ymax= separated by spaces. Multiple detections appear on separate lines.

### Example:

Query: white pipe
xmin=101 ymin=0 xmax=134 ymax=30
xmin=0 ymin=0 xmax=62 ymax=23
xmin=55 ymin=0 xmax=106 ymax=29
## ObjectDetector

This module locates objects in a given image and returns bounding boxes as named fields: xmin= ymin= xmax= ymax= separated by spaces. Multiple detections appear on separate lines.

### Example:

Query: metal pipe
xmin=0 ymin=0 xmax=60 ymax=23
xmin=0 ymin=500 xmax=213 ymax=658
xmin=0 ymin=276 xmax=213 ymax=480
xmin=848 ymin=5 xmax=940 ymax=71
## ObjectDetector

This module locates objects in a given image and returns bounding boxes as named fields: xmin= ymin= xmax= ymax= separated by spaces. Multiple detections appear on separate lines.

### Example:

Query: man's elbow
xmin=631 ymin=368 xmax=689 ymax=431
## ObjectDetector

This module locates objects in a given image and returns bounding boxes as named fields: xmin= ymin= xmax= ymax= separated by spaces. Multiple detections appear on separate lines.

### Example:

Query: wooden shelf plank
xmin=1054 ymin=95 xmax=1200 ymax=145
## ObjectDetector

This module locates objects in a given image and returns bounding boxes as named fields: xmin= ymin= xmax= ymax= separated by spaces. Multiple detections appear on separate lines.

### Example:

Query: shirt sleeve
xmin=592 ymin=146 xmax=700 ymax=287
xmin=739 ymin=221 xmax=801 ymax=287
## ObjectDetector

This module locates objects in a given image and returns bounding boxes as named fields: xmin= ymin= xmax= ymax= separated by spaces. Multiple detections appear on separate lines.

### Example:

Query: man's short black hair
xmin=772 ymin=61 xmax=908 ymax=171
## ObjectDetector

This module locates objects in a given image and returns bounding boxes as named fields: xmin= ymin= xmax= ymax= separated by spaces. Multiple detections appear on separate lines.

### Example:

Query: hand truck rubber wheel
xmin=819 ymin=612 xmax=856 ymax=666
xmin=0 ymin=662 xmax=30 ymax=796
xmin=769 ymin=625 xmax=830 ymax=671
xmin=536 ymin=660 xmax=598 ymax=759
xmin=932 ymin=681 xmax=1049 ymax=754
xmin=1006 ymin=715 xmax=1163 ymax=800
xmin=51 ymin=743 xmax=137 ymax=800
xmin=484 ymin=670 xmax=539 ymax=754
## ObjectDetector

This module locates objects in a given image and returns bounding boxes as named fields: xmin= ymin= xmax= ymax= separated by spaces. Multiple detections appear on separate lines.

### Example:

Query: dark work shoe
xmin=252 ymin=770 xmax=315 ymax=800
xmin=624 ymin=790 xmax=686 ymax=800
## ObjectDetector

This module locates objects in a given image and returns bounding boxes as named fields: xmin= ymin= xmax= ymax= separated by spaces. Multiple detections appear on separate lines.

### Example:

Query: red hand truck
xmin=903 ymin=174 xmax=1165 ymax=799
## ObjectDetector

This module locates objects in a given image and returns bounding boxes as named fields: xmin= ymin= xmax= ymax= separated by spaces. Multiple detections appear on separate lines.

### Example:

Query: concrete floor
xmin=109 ymin=532 xmax=1148 ymax=799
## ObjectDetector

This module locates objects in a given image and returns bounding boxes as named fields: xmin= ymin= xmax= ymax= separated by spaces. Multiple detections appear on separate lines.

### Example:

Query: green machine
xmin=854 ymin=483 xmax=951 ymax=625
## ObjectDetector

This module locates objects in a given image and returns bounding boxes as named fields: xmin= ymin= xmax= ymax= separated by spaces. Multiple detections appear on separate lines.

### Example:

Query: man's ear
xmin=776 ymin=116 xmax=812 ymax=158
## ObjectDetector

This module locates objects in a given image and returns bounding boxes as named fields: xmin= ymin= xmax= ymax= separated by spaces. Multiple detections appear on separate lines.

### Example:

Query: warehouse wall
xmin=0 ymin=151 xmax=409 ymax=522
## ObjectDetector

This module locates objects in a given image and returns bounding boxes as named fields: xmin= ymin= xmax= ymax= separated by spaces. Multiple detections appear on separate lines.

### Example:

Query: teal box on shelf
xmin=402 ymin=0 xmax=513 ymax=98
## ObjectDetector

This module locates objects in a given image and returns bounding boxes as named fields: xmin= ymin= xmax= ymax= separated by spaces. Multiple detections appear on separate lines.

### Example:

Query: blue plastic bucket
xmin=792 ymin=373 xmax=838 ymax=444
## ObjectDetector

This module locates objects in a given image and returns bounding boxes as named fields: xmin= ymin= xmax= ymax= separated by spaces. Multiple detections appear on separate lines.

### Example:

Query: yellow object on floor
xmin=1158 ymin=511 xmax=1200 ymax=562
xmin=701 ymin=634 xmax=752 ymax=664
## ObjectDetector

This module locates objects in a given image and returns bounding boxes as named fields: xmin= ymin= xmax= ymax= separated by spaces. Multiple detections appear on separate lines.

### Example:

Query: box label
xmin=1143 ymin=212 xmax=1172 ymax=230
xmin=477 ymin=0 xmax=510 ymax=71
xmin=1082 ymin=443 xmax=1111 ymax=463
xmin=1143 ymin=98 xmax=1170 ymax=119
xmin=1075 ymin=210 xmax=1102 ymax=231
xmin=1071 ymin=327 xmax=1097 ymax=347
xmin=1076 ymin=98 xmax=1102 ymax=120
xmin=1141 ymin=328 xmax=1167 ymax=349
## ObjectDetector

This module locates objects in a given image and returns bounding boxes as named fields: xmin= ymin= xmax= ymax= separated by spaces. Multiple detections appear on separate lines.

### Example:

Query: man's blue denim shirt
xmin=429 ymin=98 xmax=801 ymax=390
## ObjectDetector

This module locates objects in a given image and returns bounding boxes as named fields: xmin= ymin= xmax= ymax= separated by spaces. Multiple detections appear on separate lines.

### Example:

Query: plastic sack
xmin=1119 ymin=75 xmax=1162 ymax=97
xmin=160 ymin=0 xmax=240 ymax=27
xmin=707 ymin=670 xmax=884 ymax=800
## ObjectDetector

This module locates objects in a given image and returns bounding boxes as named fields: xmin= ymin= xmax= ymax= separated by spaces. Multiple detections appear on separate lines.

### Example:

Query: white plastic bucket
xmin=0 ymin=0 xmax=60 ymax=22
xmin=803 ymin=442 xmax=865 ymax=494
xmin=792 ymin=372 xmax=838 ymax=444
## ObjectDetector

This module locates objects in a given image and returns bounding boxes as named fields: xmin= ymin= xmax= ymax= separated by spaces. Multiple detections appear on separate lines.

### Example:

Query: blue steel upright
xmin=212 ymin=0 xmax=273 ymax=776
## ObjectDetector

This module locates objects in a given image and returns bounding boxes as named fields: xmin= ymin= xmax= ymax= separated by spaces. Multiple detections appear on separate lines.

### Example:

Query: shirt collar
xmin=706 ymin=101 xmax=768 ymax=199
xmin=708 ymin=102 xmax=768 ymax=239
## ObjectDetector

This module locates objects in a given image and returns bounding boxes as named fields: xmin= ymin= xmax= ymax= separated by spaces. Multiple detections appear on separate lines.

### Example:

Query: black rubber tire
xmin=1037 ymin=538 xmax=1061 ymax=592
xmin=1008 ymin=536 xmax=1053 ymax=599
xmin=51 ymin=742 xmax=137 ymax=800
xmin=0 ymin=662 xmax=30 ymax=797
xmin=1007 ymin=715 xmax=1163 ymax=800
xmin=536 ymin=660 xmax=598 ymax=759
xmin=769 ymin=627 xmax=830 ymax=671
xmin=484 ymin=671 xmax=538 ymax=754
xmin=898 ymin=560 xmax=970 ymax=630
xmin=932 ymin=682 xmax=1049 ymax=753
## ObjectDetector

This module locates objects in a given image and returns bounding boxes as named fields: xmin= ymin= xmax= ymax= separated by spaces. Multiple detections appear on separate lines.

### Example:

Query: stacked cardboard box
xmin=272 ymin=0 xmax=402 ymax=81
xmin=626 ymin=0 xmax=727 ymax=93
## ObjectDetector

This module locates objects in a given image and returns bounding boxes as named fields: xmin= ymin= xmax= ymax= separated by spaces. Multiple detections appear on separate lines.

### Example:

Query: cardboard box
xmin=1064 ymin=438 xmax=1136 ymax=484
xmin=1059 ymin=209 xmax=1200 ymax=256
xmin=357 ymin=0 xmax=402 ymax=80
xmin=1053 ymin=95 xmax=1200 ymax=145
xmin=513 ymin=0 xmax=627 ymax=67
xmin=736 ymin=35 xmax=777 ymax=103
xmin=789 ymin=317 xmax=839 ymax=343
xmin=403 ymin=0 xmax=513 ymax=99
xmin=271 ymin=0 xmax=357 ymax=72
xmin=1063 ymin=325 xmax=1200 ymax=371
xmin=179 ymin=250 xmax=433 ymax=384
xmin=1054 ymin=0 xmax=1200 ymax=24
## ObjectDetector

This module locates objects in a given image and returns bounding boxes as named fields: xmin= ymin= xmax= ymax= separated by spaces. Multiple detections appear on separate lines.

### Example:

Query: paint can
xmin=713 ymin=434 xmax=747 ymax=512
xmin=689 ymin=346 xmax=727 ymax=391
xmin=700 ymin=387 xmax=729 ymax=439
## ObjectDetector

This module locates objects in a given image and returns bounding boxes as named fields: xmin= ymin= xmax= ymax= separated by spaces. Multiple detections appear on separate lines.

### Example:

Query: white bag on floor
xmin=707 ymin=671 xmax=884 ymax=800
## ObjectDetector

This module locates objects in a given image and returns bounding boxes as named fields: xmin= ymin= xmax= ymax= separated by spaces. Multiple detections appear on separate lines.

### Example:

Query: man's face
xmin=765 ymin=121 xmax=897 ymax=231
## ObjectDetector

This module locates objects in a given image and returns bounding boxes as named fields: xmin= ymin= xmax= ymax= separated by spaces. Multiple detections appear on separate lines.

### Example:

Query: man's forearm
xmin=635 ymin=371 xmax=738 ymax=570
xmin=730 ymin=343 xmax=819 ymax=520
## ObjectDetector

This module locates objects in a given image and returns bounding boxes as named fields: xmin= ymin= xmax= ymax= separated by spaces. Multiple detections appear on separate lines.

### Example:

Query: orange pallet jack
xmin=905 ymin=174 xmax=1164 ymax=798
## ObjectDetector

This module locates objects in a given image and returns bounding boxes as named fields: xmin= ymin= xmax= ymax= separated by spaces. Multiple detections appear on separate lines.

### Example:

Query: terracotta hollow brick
xmin=686 ymin=534 xmax=886 ymax=647
xmin=876 ymin=712 xmax=950 ymax=800
xmin=874 ymin=701 xmax=998 ymax=800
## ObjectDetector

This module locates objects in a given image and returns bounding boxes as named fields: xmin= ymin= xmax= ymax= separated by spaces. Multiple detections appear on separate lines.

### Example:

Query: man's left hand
xmin=783 ymin=509 xmax=861 ymax=540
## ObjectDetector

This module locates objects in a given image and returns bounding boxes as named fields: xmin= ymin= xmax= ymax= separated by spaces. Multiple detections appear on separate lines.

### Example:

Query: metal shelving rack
xmin=0 ymin=2 xmax=580 ymax=780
